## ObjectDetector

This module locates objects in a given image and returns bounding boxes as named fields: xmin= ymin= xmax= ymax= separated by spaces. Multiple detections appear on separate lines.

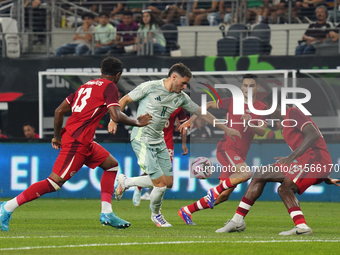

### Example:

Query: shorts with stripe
xmin=274 ymin=153 xmax=331 ymax=195
xmin=131 ymin=139 xmax=172 ymax=180
xmin=216 ymin=146 xmax=246 ymax=180
xmin=52 ymin=134 xmax=110 ymax=180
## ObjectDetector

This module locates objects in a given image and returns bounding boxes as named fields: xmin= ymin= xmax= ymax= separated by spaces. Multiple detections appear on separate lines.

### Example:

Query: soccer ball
xmin=191 ymin=157 xmax=213 ymax=179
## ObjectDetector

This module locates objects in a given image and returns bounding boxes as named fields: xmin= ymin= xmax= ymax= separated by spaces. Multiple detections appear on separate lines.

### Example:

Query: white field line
xmin=1 ymin=239 xmax=340 ymax=251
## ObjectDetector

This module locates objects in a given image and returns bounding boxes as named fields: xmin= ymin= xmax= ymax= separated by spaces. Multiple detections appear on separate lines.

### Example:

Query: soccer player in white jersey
xmin=109 ymin=63 xmax=241 ymax=227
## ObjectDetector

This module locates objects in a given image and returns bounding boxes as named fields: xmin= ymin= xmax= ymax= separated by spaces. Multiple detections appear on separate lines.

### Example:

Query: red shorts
xmin=216 ymin=147 xmax=245 ymax=180
xmin=52 ymin=134 xmax=109 ymax=180
xmin=274 ymin=153 xmax=332 ymax=195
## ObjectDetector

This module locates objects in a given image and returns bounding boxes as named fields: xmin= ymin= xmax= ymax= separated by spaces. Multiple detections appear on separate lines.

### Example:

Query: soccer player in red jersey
xmin=23 ymin=122 xmax=40 ymax=139
xmin=218 ymin=91 xmax=340 ymax=235
xmin=132 ymin=107 xmax=188 ymax=206
xmin=0 ymin=57 xmax=152 ymax=232
xmin=179 ymin=74 xmax=268 ymax=225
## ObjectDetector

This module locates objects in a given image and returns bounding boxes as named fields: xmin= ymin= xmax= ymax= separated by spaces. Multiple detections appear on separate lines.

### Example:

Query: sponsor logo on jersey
xmin=234 ymin=156 xmax=241 ymax=160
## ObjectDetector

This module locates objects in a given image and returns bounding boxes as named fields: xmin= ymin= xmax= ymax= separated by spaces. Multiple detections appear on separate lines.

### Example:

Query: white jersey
xmin=129 ymin=79 xmax=199 ymax=144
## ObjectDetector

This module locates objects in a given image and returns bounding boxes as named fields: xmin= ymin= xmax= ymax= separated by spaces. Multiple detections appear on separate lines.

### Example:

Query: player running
xmin=217 ymin=91 xmax=340 ymax=235
xmin=178 ymin=74 xmax=268 ymax=225
xmin=132 ymin=107 xmax=188 ymax=206
xmin=0 ymin=57 xmax=152 ymax=232
xmin=110 ymin=63 xmax=241 ymax=227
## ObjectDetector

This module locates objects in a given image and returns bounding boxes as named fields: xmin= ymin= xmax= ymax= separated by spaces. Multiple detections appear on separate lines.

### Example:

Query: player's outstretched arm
xmin=193 ymin=107 xmax=242 ymax=141
xmin=108 ymin=106 xmax=152 ymax=134
xmin=52 ymin=100 xmax=71 ymax=149
xmin=325 ymin=177 xmax=340 ymax=187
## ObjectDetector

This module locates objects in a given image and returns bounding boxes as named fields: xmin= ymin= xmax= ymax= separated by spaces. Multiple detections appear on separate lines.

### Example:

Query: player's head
xmin=263 ymin=91 xmax=283 ymax=119
xmin=101 ymin=56 xmax=123 ymax=83
xmin=99 ymin=12 xmax=110 ymax=26
xmin=82 ymin=12 xmax=94 ymax=26
xmin=23 ymin=122 xmax=36 ymax=138
xmin=241 ymin=74 xmax=259 ymax=101
xmin=122 ymin=10 xmax=134 ymax=26
xmin=168 ymin=63 xmax=192 ymax=93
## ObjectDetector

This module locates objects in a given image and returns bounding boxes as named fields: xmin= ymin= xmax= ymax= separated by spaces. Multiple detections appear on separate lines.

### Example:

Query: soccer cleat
xmin=140 ymin=190 xmax=151 ymax=200
xmin=215 ymin=219 xmax=246 ymax=233
xmin=0 ymin=202 xmax=12 ymax=232
xmin=151 ymin=214 xmax=172 ymax=227
xmin=206 ymin=188 xmax=218 ymax=209
xmin=178 ymin=208 xmax=196 ymax=225
xmin=100 ymin=212 xmax=131 ymax=229
xmin=132 ymin=187 xmax=142 ymax=207
xmin=114 ymin=174 xmax=127 ymax=201
xmin=279 ymin=226 xmax=313 ymax=236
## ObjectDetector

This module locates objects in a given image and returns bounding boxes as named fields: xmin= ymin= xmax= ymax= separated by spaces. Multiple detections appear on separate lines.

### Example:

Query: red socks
xmin=236 ymin=197 xmax=254 ymax=217
xmin=16 ymin=178 xmax=60 ymax=206
xmin=288 ymin=207 xmax=307 ymax=226
xmin=184 ymin=197 xmax=210 ymax=214
xmin=100 ymin=169 xmax=117 ymax=203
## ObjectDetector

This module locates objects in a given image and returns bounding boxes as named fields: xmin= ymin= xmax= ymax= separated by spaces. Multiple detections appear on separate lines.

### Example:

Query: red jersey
xmin=163 ymin=107 xmax=187 ymax=147
xmin=34 ymin=133 xmax=39 ymax=139
xmin=63 ymin=78 xmax=119 ymax=145
xmin=0 ymin=134 xmax=8 ymax=138
xmin=283 ymin=107 xmax=332 ymax=163
xmin=217 ymin=97 xmax=267 ymax=159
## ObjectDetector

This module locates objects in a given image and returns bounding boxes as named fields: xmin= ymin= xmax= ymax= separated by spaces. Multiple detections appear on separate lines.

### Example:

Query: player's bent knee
xmin=47 ymin=177 xmax=62 ymax=191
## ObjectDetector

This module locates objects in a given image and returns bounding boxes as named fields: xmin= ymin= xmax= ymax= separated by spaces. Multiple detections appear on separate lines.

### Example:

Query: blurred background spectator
xmin=295 ymin=5 xmax=332 ymax=55
xmin=111 ymin=10 xmax=139 ymax=55
xmin=190 ymin=117 xmax=213 ymax=139
xmin=134 ymin=9 xmax=166 ymax=54
xmin=55 ymin=12 xmax=95 ymax=57
xmin=207 ymin=1 xmax=233 ymax=26
xmin=94 ymin=12 xmax=116 ymax=55
xmin=0 ymin=125 xmax=8 ymax=139
xmin=23 ymin=122 xmax=39 ymax=139
xmin=191 ymin=0 xmax=219 ymax=26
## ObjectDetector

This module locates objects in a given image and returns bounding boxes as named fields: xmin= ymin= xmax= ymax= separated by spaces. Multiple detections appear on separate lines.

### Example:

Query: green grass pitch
xmin=0 ymin=198 xmax=340 ymax=254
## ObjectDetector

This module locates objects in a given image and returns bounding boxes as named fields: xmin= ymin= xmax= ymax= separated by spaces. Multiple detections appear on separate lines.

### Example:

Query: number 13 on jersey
xmin=72 ymin=88 xmax=92 ymax=112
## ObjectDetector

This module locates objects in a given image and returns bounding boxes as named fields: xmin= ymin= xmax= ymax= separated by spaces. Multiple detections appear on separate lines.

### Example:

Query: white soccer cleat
xmin=215 ymin=219 xmax=246 ymax=233
xmin=114 ymin=174 xmax=127 ymax=201
xmin=132 ymin=187 xmax=142 ymax=206
xmin=279 ymin=226 xmax=313 ymax=236
xmin=151 ymin=214 xmax=172 ymax=227
xmin=140 ymin=190 xmax=151 ymax=200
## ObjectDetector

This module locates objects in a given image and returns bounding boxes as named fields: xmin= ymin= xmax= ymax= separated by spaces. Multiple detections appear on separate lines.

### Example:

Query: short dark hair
xmin=23 ymin=122 xmax=35 ymax=128
xmin=242 ymin=74 xmax=258 ymax=85
xmin=316 ymin=5 xmax=328 ymax=17
xmin=99 ymin=12 xmax=110 ymax=19
xmin=122 ymin=10 xmax=133 ymax=17
xmin=82 ymin=12 xmax=95 ymax=20
xmin=101 ymin=57 xmax=123 ymax=76
xmin=168 ymin=63 xmax=192 ymax=79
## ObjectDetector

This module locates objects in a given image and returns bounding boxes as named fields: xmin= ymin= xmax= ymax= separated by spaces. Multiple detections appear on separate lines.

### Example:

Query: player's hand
xmin=226 ymin=128 xmax=242 ymax=141
xmin=108 ymin=120 xmax=117 ymax=134
xmin=179 ymin=120 xmax=190 ymax=135
xmin=51 ymin=138 xmax=61 ymax=150
xmin=137 ymin=113 xmax=152 ymax=127
xmin=325 ymin=177 xmax=340 ymax=187
xmin=274 ymin=156 xmax=294 ymax=166
xmin=240 ymin=113 xmax=251 ymax=124
xmin=182 ymin=144 xmax=188 ymax=155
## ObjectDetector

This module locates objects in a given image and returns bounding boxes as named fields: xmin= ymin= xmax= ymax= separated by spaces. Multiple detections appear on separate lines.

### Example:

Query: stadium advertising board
xmin=0 ymin=142 xmax=340 ymax=201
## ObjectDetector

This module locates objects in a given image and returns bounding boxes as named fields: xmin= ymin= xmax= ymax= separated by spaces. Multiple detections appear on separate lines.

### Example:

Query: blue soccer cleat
xmin=0 ymin=202 xmax=12 ymax=232
xmin=100 ymin=212 xmax=131 ymax=229
xmin=206 ymin=188 xmax=218 ymax=209
xmin=178 ymin=208 xmax=196 ymax=225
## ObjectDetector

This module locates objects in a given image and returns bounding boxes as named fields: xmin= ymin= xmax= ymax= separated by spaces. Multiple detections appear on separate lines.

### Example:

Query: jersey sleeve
xmin=103 ymin=82 xmax=120 ymax=108
xmin=128 ymin=81 xmax=153 ymax=101
xmin=177 ymin=108 xmax=187 ymax=123
xmin=287 ymin=107 xmax=312 ymax=132
xmin=65 ymin=93 xmax=75 ymax=105
xmin=180 ymin=93 xmax=199 ymax=113
xmin=217 ymin=97 xmax=231 ymax=111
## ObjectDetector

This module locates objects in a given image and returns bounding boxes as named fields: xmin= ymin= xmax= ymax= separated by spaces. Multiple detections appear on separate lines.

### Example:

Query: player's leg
xmin=84 ymin=142 xmax=130 ymax=229
xmin=0 ymin=141 xmax=85 ymax=231
xmin=215 ymin=166 xmax=285 ymax=233
xmin=207 ymin=149 xmax=252 ymax=209
xmin=149 ymin=141 xmax=173 ymax=227
xmin=276 ymin=177 xmax=312 ymax=235
xmin=178 ymin=149 xmax=239 ymax=225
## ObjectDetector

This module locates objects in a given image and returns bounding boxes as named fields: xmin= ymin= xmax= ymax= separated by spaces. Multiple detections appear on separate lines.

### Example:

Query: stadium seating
xmin=242 ymin=23 xmax=272 ymax=55
xmin=217 ymin=23 xmax=248 ymax=56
